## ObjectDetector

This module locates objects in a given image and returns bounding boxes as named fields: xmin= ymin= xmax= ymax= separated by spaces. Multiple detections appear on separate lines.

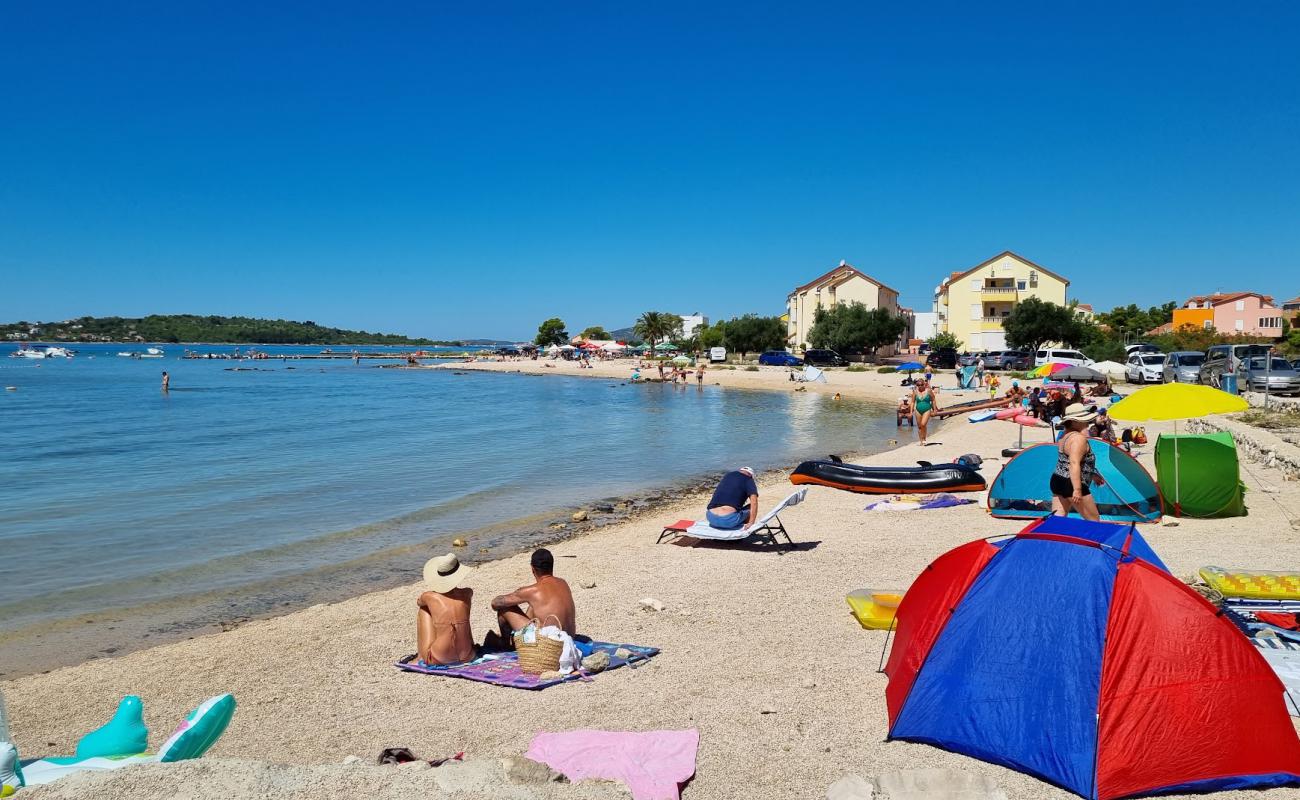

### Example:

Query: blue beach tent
xmin=986 ymin=440 xmax=1163 ymax=523
xmin=884 ymin=517 xmax=1300 ymax=799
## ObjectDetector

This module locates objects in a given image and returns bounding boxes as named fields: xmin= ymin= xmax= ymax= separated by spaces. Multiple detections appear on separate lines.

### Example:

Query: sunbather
xmin=415 ymin=554 xmax=476 ymax=665
xmin=705 ymin=466 xmax=758 ymax=529
xmin=484 ymin=548 xmax=577 ymax=650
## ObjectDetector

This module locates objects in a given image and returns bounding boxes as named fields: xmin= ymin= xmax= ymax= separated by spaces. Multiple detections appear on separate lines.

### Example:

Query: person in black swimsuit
xmin=1051 ymin=403 xmax=1105 ymax=521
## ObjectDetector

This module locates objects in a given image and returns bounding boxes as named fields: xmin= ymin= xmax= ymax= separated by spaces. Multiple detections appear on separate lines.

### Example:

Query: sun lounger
xmin=657 ymin=488 xmax=807 ymax=548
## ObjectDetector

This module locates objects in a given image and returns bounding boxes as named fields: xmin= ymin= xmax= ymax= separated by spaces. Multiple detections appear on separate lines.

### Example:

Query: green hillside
xmin=2 ymin=315 xmax=455 ymax=345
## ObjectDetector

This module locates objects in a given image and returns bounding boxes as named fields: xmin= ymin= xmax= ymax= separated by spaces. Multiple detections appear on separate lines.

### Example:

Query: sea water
xmin=0 ymin=343 xmax=901 ymax=671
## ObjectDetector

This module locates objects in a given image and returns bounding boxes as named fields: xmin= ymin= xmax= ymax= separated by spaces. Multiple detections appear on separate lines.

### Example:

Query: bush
xmin=744 ymin=365 xmax=759 ymax=371
xmin=844 ymin=365 xmax=866 ymax=372
xmin=875 ymin=366 xmax=897 ymax=373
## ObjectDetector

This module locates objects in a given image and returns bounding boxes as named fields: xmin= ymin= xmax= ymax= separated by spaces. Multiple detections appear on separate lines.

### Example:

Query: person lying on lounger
xmin=483 ymin=548 xmax=577 ymax=650
xmin=415 ymin=553 xmax=477 ymax=665
xmin=705 ymin=466 xmax=759 ymax=530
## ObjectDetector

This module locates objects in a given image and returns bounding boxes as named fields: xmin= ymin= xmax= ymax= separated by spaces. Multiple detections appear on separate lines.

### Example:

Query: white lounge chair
xmin=657 ymin=488 xmax=808 ymax=548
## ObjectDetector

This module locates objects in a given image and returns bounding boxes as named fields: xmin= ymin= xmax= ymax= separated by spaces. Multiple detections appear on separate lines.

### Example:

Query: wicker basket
xmin=515 ymin=616 xmax=564 ymax=675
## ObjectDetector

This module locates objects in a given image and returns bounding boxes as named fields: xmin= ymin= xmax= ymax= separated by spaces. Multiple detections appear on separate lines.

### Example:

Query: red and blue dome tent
xmin=987 ymin=440 xmax=1164 ymax=523
xmin=884 ymin=516 xmax=1300 ymax=799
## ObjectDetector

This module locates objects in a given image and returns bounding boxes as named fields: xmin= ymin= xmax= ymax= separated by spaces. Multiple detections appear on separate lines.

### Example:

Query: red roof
xmin=1185 ymin=291 xmax=1276 ymax=307
xmin=939 ymin=251 xmax=1070 ymax=290
xmin=789 ymin=262 xmax=898 ymax=297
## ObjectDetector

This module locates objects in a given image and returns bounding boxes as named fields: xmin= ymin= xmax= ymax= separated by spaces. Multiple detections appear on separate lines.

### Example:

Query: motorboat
xmin=140 ymin=347 xmax=165 ymax=358
xmin=12 ymin=347 xmax=50 ymax=359
xmin=44 ymin=346 xmax=74 ymax=358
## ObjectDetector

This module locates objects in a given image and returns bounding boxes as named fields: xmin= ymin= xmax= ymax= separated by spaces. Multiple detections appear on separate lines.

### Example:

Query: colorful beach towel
xmin=526 ymin=729 xmax=699 ymax=800
xmin=864 ymin=493 xmax=975 ymax=512
xmin=395 ymin=641 xmax=659 ymax=690
xmin=1220 ymin=602 xmax=1300 ymax=717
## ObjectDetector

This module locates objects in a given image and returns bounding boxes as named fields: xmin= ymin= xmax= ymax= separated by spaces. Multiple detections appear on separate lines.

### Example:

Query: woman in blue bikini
xmin=911 ymin=377 xmax=940 ymax=445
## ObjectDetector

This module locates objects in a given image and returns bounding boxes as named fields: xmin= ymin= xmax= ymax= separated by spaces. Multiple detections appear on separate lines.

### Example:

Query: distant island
xmin=2 ymin=315 xmax=462 ymax=346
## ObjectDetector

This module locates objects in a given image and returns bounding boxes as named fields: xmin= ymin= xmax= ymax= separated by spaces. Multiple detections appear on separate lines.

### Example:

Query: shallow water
xmin=0 ymin=343 xmax=902 ymax=668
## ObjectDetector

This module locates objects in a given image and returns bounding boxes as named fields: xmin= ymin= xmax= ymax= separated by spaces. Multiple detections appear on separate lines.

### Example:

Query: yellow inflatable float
xmin=1199 ymin=566 xmax=1300 ymax=600
xmin=846 ymin=590 xmax=903 ymax=630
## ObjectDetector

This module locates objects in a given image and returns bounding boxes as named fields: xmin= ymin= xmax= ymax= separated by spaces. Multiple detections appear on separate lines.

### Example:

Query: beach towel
xmin=864 ymin=493 xmax=975 ymax=512
xmin=394 ymin=641 xmax=659 ymax=690
xmin=525 ymin=729 xmax=699 ymax=800
xmin=1220 ymin=603 xmax=1300 ymax=717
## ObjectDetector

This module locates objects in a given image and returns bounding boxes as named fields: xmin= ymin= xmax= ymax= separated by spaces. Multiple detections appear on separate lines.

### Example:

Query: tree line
xmin=1 ymin=315 xmax=450 ymax=345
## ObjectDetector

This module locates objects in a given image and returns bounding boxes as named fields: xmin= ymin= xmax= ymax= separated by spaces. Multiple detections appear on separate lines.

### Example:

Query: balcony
xmin=980 ymin=317 xmax=1007 ymax=331
xmin=980 ymin=286 xmax=1018 ymax=299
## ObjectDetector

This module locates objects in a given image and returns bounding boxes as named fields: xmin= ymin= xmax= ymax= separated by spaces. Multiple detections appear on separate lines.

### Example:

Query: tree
xmin=927 ymin=331 xmax=963 ymax=351
xmin=1002 ymin=297 xmax=1088 ymax=355
xmin=578 ymin=325 xmax=609 ymax=340
xmin=720 ymin=315 xmax=786 ymax=357
xmin=632 ymin=311 xmax=682 ymax=355
xmin=806 ymin=303 xmax=908 ymax=361
xmin=534 ymin=317 xmax=569 ymax=347
xmin=697 ymin=321 xmax=727 ymax=351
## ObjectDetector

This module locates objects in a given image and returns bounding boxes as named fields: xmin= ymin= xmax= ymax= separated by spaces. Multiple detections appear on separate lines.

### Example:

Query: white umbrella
xmin=546 ymin=344 xmax=560 ymax=353
xmin=1091 ymin=361 xmax=1127 ymax=380
xmin=559 ymin=344 xmax=576 ymax=351
xmin=601 ymin=342 xmax=625 ymax=351
xmin=803 ymin=366 xmax=827 ymax=383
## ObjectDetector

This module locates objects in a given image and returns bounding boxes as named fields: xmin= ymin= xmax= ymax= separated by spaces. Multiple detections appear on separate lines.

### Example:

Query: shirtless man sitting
xmin=483 ymin=548 xmax=577 ymax=650
xmin=415 ymin=553 xmax=476 ymax=665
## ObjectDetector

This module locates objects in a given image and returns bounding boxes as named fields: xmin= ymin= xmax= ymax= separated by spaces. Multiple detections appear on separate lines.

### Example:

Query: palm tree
xmin=633 ymin=311 xmax=681 ymax=356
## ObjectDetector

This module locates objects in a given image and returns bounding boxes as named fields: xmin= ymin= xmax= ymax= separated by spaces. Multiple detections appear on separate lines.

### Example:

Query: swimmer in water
xmin=161 ymin=371 xmax=170 ymax=392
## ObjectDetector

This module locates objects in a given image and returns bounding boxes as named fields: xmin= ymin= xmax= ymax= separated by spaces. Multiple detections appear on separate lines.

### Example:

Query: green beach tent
xmin=1154 ymin=431 xmax=1247 ymax=518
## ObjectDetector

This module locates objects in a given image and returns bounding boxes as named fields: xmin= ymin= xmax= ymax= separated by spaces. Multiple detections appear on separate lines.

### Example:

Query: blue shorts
xmin=706 ymin=507 xmax=748 ymax=530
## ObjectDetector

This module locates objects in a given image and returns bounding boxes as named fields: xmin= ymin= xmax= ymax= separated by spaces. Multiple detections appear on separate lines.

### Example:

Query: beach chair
xmin=657 ymin=488 xmax=808 ymax=548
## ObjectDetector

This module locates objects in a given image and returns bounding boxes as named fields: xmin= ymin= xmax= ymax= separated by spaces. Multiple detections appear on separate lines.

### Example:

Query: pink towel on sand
xmin=525 ymin=729 xmax=699 ymax=800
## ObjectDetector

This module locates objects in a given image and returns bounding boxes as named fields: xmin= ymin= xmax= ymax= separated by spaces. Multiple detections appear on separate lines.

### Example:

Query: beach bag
xmin=1133 ymin=426 xmax=1148 ymax=445
xmin=514 ymin=617 xmax=565 ymax=675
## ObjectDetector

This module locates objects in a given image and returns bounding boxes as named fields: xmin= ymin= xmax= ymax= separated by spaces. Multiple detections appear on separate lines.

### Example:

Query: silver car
xmin=1162 ymin=351 xmax=1205 ymax=384
xmin=1236 ymin=356 xmax=1300 ymax=395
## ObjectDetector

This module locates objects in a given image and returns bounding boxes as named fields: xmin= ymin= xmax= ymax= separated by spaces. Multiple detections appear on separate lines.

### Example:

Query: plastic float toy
xmin=1199 ymin=567 xmax=1300 ymax=601
xmin=846 ymin=590 xmax=903 ymax=629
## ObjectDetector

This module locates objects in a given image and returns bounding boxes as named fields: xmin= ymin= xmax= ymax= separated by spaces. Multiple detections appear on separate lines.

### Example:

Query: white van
xmin=1034 ymin=348 xmax=1094 ymax=367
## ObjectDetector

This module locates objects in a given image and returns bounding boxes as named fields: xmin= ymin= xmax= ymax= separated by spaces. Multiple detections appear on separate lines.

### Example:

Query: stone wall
xmin=1187 ymin=416 xmax=1300 ymax=481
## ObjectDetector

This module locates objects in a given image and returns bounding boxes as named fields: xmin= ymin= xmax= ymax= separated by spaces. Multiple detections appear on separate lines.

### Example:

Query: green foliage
xmin=876 ymin=366 xmax=897 ymax=373
xmin=1002 ymin=297 xmax=1088 ymax=354
xmin=927 ymin=331 xmax=963 ymax=351
xmin=806 ymin=303 xmax=907 ymax=360
xmin=632 ymin=311 xmax=683 ymax=354
xmin=534 ymin=317 xmax=569 ymax=347
xmin=845 ymin=365 xmax=867 ymax=372
xmin=578 ymin=325 xmax=609 ymax=340
xmin=697 ymin=321 xmax=726 ymax=350
xmin=1095 ymin=302 xmax=1177 ymax=341
xmin=716 ymin=314 xmax=785 ymax=357
xmin=0 ymin=314 xmax=447 ymax=345
xmin=744 ymin=365 xmax=759 ymax=371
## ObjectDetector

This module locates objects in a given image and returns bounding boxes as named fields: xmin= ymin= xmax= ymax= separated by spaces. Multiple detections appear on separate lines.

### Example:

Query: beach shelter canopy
xmin=1154 ymin=432 xmax=1246 ymax=518
xmin=987 ymin=440 xmax=1163 ymax=522
xmin=1030 ymin=362 xmax=1070 ymax=378
xmin=1055 ymin=365 xmax=1103 ymax=382
xmin=601 ymin=342 xmax=626 ymax=351
xmin=654 ymin=343 xmax=678 ymax=351
xmin=558 ymin=344 xmax=576 ymax=351
xmin=1091 ymin=360 xmax=1127 ymax=380
xmin=671 ymin=355 xmax=692 ymax=365
xmin=884 ymin=517 xmax=1300 ymax=799
xmin=1109 ymin=383 xmax=1248 ymax=515
xmin=802 ymin=366 xmax=827 ymax=383
xmin=898 ymin=361 xmax=924 ymax=371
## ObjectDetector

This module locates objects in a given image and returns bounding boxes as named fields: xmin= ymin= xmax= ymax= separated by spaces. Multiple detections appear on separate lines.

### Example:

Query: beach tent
xmin=1154 ymin=432 xmax=1246 ymax=518
xmin=884 ymin=517 xmax=1300 ymax=799
xmin=957 ymin=365 xmax=977 ymax=389
xmin=802 ymin=366 xmax=827 ymax=383
xmin=987 ymin=440 xmax=1163 ymax=522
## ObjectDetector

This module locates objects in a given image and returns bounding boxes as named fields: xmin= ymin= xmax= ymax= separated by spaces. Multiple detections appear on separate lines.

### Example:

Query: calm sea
xmin=0 ymin=342 xmax=900 ymax=671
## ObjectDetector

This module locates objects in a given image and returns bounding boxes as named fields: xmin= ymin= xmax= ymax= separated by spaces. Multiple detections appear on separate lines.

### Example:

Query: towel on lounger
xmin=526 ymin=729 xmax=699 ymax=800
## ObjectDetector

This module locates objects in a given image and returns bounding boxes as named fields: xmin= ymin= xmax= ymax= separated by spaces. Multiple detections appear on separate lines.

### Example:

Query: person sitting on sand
xmin=483 ymin=549 xmax=577 ymax=650
xmin=1089 ymin=407 xmax=1117 ymax=443
xmin=415 ymin=553 xmax=476 ymax=665
xmin=1006 ymin=380 xmax=1024 ymax=404
xmin=896 ymin=395 xmax=913 ymax=426
xmin=1090 ymin=377 xmax=1112 ymax=397
xmin=706 ymin=466 xmax=759 ymax=530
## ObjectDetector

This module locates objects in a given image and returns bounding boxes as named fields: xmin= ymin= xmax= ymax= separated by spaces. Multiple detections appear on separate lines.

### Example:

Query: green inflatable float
xmin=1155 ymin=431 xmax=1247 ymax=518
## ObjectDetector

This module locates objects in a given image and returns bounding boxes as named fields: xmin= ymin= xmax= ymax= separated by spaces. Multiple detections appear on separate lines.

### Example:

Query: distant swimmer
xmin=161 ymin=371 xmax=170 ymax=392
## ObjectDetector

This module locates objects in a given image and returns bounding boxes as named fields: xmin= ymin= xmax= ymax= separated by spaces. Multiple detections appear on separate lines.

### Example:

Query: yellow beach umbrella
xmin=1107 ymin=383 xmax=1248 ymax=515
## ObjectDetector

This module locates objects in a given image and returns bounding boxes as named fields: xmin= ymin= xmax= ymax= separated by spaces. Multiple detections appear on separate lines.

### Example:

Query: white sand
xmin=7 ymin=365 xmax=1300 ymax=799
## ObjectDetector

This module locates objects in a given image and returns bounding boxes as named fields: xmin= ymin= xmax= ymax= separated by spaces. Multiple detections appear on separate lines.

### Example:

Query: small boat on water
xmin=118 ymin=347 xmax=165 ymax=359
xmin=790 ymin=458 xmax=987 ymax=495
xmin=12 ymin=347 xmax=50 ymax=359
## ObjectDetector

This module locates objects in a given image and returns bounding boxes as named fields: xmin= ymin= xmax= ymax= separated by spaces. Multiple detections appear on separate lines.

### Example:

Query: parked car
xmin=1125 ymin=343 xmax=1161 ymax=356
xmin=802 ymin=349 xmax=848 ymax=367
xmin=1292 ymin=358 xmax=1300 ymax=372
xmin=984 ymin=350 xmax=1032 ymax=370
xmin=917 ymin=343 xmax=931 ymax=355
xmin=1198 ymin=343 xmax=1271 ymax=389
xmin=757 ymin=350 xmax=803 ymax=367
xmin=1034 ymin=348 xmax=1094 ymax=367
xmin=957 ymin=351 xmax=983 ymax=367
xmin=1125 ymin=352 xmax=1167 ymax=384
xmin=925 ymin=347 xmax=958 ymax=370
xmin=1162 ymin=351 xmax=1205 ymax=384
xmin=1235 ymin=356 xmax=1300 ymax=395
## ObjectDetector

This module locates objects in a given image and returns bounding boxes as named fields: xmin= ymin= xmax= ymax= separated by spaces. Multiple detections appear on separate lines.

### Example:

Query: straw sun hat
xmin=1061 ymin=402 xmax=1098 ymax=423
xmin=423 ymin=553 xmax=471 ymax=594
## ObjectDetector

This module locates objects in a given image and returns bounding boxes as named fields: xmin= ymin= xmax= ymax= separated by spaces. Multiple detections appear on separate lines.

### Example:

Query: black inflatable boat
xmin=789 ymin=459 xmax=987 ymax=495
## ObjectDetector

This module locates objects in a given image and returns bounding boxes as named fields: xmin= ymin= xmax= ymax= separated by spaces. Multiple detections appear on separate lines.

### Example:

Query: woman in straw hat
xmin=416 ymin=553 xmax=476 ymax=665
xmin=1050 ymin=403 xmax=1106 ymax=521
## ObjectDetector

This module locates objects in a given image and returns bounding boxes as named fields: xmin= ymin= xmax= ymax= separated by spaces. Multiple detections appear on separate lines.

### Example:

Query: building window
xmin=1017 ymin=280 xmax=1026 ymax=290
xmin=1203 ymin=320 xmax=1213 ymax=330
xmin=1235 ymin=319 xmax=1245 ymax=331
xmin=970 ymin=304 xmax=981 ymax=320
xmin=1260 ymin=316 xmax=1281 ymax=328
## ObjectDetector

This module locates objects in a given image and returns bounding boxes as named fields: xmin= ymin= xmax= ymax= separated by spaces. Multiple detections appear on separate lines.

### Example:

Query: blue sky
xmin=3 ymin=2 xmax=1297 ymax=340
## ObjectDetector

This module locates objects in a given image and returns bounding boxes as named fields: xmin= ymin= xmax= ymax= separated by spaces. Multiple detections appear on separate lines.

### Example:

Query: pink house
xmin=1181 ymin=292 xmax=1284 ymax=337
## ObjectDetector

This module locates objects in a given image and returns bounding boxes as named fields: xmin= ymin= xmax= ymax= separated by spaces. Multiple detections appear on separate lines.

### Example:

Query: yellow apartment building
xmin=786 ymin=260 xmax=901 ymax=355
xmin=933 ymin=251 xmax=1070 ymax=351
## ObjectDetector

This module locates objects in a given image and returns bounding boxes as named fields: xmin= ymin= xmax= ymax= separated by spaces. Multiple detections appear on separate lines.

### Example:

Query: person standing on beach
xmin=161 ymin=371 xmax=169 ymax=392
xmin=484 ymin=549 xmax=577 ymax=649
xmin=415 ymin=553 xmax=476 ymax=665
xmin=1051 ymin=404 xmax=1105 ymax=521
xmin=911 ymin=377 xmax=939 ymax=445
xmin=696 ymin=362 xmax=705 ymax=384
xmin=975 ymin=355 xmax=986 ymax=388
xmin=705 ymin=466 xmax=759 ymax=530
